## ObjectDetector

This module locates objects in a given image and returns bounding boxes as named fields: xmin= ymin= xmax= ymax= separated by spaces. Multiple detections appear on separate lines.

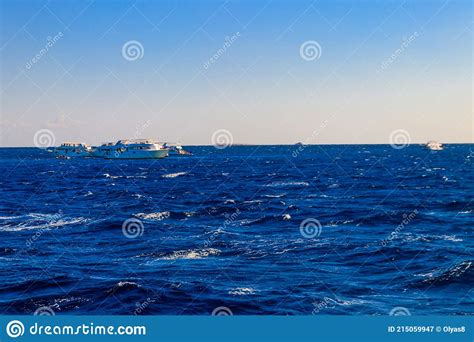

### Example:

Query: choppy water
xmin=0 ymin=145 xmax=472 ymax=315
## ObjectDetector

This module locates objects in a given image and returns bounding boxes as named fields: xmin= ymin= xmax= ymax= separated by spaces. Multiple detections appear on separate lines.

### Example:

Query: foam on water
xmin=154 ymin=248 xmax=221 ymax=260
xmin=162 ymin=172 xmax=188 ymax=178
xmin=135 ymin=212 xmax=170 ymax=221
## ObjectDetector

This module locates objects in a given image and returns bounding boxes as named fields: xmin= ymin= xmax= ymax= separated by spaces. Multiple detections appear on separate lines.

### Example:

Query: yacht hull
xmin=103 ymin=149 xmax=169 ymax=159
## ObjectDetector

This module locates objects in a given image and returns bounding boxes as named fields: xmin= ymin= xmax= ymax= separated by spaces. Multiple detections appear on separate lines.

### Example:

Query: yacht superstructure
xmin=50 ymin=142 xmax=91 ymax=157
xmin=92 ymin=139 xmax=169 ymax=159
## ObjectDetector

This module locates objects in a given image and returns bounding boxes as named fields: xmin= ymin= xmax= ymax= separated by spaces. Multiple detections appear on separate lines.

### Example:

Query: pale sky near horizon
xmin=0 ymin=0 xmax=472 ymax=147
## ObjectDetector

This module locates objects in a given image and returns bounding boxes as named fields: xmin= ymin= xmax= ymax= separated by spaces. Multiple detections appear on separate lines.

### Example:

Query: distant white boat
xmin=163 ymin=143 xmax=192 ymax=156
xmin=426 ymin=141 xmax=444 ymax=151
xmin=92 ymin=139 xmax=169 ymax=159
xmin=50 ymin=142 xmax=91 ymax=157
xmin=90 ymin=142 xmax=115 ymax=158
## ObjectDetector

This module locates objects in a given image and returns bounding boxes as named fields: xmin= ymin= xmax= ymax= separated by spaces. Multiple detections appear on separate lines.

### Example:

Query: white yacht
xmin=426 ymin=141 xmax=444 ymax=151
xmin=163 ymin=143 xmax=192 ymax=156
xmin=50 ymin=142 xmax=91 ymax=157
xmin=91 ymin=142 xmax=115 ymax=158
xmin=92 ymin=139 xmax=169 ymax=159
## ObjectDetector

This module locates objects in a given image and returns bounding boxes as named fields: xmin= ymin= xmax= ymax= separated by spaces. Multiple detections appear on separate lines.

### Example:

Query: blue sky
xmin=0 ymin=0 xmax=472 ymax=146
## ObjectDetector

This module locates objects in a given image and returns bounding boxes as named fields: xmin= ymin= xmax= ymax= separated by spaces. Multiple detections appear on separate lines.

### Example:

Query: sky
xmin=0 ymin=0 xmax=472 ymax=146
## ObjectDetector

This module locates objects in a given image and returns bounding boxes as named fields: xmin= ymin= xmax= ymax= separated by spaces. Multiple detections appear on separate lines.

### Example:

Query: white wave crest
xmin=156 ymin=248 xmax=221 ymax=260
xmin=228 ymin=287 xmax=257 ymax=296
xmin=162 ymin=172 xmax=188 ymax=178
xmin=135 ymin=212 xmax=170 ymax=221
xmin=265 ymin=181 xmax=309 ymax=187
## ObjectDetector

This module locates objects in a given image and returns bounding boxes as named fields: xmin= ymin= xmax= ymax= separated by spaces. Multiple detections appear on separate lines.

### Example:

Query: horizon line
xmin=1 ymin=142 xmax=473 ymax=148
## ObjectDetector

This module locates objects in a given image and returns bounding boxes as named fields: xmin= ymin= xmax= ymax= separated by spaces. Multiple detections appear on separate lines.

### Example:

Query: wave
xmin=153 ymin=248 xmax=221 ymax=260
xmin=0 ymin=213 xmax=89 ymax=232
xmin=391 ymin=233 xmax=463 ymax=243
xmin=228 ymin=287 xmax=257 ymax=296
xmin=239 ymin=214 xmax=293 ymax=226
xmin=264 ymin=193 xmax=286 ymax=198
xmin=135 ymin=212 xmax=170 ymax=221
xmin=107 ymin=281 xmax=142 ymax=295
xmin=458 ymin=210 xmax=472 ymax=214
xmin=312 ymin=296 xmax=366 ymax=310
xmin=413 ymin=260 xmax=473 ymax=288
xmin=103 ymin=173 xmax=121 ymax=179
xmin=134 ymin=210 xmax=195 ymax=221
xmin=265 ymin=181 xmax=309 ymax=188
xmin=161 ymin=172 xmax=188 ymax=178
xmin=0 ymin=275 xmax=77 ymax=293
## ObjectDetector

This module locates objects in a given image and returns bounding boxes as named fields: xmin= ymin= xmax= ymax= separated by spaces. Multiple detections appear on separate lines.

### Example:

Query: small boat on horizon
xmin=426 ymin=141 xmax=444 ymax=151
xmin=163 ymin=143 xmax=192 ymax=156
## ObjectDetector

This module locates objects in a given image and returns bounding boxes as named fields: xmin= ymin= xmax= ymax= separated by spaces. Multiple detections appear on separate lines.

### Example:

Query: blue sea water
xmin=0 ymin=145 xmax=472 ymax=315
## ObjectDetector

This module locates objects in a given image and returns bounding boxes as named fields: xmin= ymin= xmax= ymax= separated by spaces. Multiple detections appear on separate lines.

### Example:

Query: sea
xmin=0 ymin=144 xmax=472 ymax=315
